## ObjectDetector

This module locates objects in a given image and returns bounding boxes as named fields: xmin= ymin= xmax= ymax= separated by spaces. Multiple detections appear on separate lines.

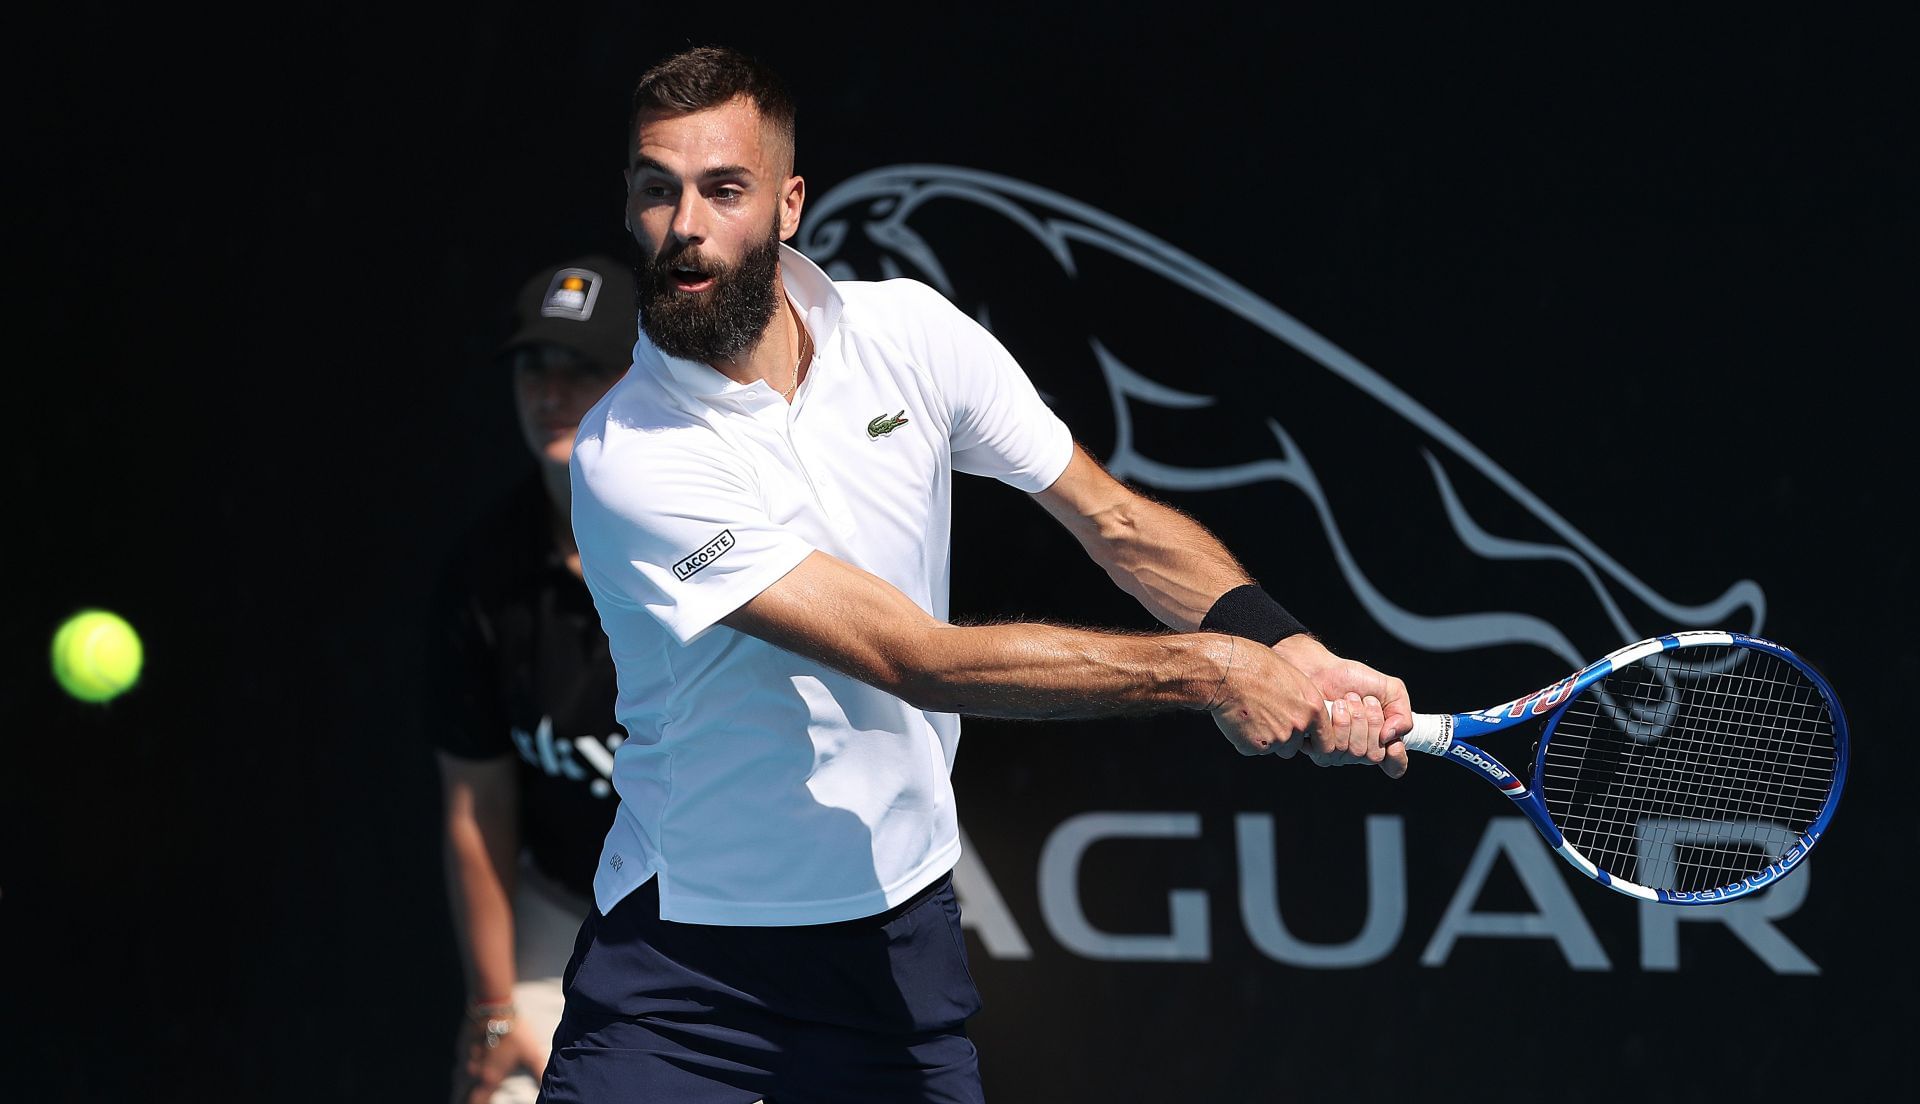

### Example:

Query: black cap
xmin=499 ymin=255 xmax=637 ymax=371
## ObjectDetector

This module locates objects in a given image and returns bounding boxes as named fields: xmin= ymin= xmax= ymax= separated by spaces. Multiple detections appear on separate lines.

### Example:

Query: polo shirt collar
xmin=637 ymin=243 xmax=846 ymax=401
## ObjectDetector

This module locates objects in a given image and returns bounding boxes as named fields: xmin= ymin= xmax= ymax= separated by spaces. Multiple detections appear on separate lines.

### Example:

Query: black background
xmin=5 ymin=6 xmax=1914 ymax=1101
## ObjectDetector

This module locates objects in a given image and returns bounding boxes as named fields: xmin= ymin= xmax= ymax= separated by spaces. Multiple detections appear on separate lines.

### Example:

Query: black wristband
xmin=1199 ymin=584 xmax=1308 ymax=647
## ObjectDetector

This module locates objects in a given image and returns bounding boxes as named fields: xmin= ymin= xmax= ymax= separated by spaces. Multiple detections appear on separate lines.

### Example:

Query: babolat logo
xmin=1665 ymin=838 xmax=1810 ymax=902
xmin=1448 ymin=743 xmax=1510 ymax=781
xmin=674 ymin=530 xmax=736 ymax=580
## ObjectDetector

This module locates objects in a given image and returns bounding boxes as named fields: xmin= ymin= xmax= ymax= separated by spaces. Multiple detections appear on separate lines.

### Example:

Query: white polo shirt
xmin=570 ymin=244 xmax=1073 ymax=925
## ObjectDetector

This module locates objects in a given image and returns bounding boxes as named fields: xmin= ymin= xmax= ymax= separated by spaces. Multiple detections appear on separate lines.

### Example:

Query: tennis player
xmin=543 ymin=45 xmax=1412 ymax=1104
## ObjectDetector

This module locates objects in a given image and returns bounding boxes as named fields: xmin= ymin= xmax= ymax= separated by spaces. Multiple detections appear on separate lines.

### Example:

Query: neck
xmin=711 ymin=276 xmax=805 ymax=401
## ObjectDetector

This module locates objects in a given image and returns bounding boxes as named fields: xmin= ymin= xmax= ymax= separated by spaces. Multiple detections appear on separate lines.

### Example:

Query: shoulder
xmin=833 ymin=278 xmax=993 ymax=397
xmin=574 ymin=371 xmax=733 ymax=479
xmin=837 ymin=277 xmax=970 ymax=338
xmin=574 ymin=365 xmax=681 ymax=449
xmin=571 ymin=375 xmax=756 ymax=529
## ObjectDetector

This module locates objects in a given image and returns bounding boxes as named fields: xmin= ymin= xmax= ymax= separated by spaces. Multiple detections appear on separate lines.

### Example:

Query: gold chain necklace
xmin=783 ymin=301 xmax=811 ymax=402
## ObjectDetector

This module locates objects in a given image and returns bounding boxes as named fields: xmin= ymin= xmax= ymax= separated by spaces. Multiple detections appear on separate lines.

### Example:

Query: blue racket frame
xmin=1402 ymin=631 xmax=1849 ymax=904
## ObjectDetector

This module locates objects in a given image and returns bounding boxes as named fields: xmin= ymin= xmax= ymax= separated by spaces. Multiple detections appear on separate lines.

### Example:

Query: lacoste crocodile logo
xmin=867 ymin=410 xmax=910 ymax=439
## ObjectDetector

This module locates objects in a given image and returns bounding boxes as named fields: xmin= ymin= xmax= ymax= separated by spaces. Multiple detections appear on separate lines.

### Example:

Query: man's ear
xmin=780 ymin=175 xmax=806 ymax=241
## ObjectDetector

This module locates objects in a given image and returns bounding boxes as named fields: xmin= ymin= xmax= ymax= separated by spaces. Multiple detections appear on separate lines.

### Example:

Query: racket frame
xmin=1402 ymin=630 xmax=1848 ymax=904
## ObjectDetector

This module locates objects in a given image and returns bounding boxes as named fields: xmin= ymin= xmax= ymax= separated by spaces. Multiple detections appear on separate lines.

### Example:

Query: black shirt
xmin=428 ymin=475 xmax=623 ymax=903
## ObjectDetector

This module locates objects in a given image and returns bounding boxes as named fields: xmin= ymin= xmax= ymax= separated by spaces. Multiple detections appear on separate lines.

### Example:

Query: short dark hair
xmin=629 ymin=46 xmax=796 ymax=174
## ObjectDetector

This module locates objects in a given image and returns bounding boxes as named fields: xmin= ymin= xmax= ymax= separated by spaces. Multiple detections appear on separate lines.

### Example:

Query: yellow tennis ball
xmin=51 ymin=609 xmax=144 ymax=703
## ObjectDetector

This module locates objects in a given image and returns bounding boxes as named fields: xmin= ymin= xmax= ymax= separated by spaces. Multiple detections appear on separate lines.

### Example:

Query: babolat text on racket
xmin=1400 ymin=631 xmax=1846 ymax=904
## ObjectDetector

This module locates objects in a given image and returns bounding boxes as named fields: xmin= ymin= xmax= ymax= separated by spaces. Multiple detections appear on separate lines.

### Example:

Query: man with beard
xmin=546 ymin=46 xmax=1414 ymax=1103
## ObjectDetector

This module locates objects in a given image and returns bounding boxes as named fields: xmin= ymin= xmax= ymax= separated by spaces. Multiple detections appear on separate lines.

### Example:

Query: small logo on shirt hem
xmin=867 ymin=410 xmax=910 ymax=438
xmin=673 ymin=529 xmax=736 ymax=579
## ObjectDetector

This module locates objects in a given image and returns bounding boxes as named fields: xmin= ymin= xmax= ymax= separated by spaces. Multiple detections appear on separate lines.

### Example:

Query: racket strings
xmin=1561 ymin=674 xmax=1831 ymax=890
xmin=1539 ymin=646 xmax=1836 ymax=894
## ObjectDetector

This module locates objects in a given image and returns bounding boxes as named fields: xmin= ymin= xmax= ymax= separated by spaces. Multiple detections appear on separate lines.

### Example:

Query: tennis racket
xmin=1392 ymin=630 xmax=1846 ymax=905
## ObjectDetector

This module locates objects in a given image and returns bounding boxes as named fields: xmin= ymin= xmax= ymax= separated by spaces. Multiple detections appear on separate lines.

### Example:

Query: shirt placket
xmin=772 ymin=376 xmax=859 ymax=545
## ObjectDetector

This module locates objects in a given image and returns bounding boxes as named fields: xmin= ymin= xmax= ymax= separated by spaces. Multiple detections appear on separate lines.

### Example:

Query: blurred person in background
xmin=429 ymin=256 xmax=635 ymax=1104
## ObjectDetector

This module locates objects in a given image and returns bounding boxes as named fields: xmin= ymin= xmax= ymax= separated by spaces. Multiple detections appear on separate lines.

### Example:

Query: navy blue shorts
xmin=537 ymin=871 xmax=985 ymax=1103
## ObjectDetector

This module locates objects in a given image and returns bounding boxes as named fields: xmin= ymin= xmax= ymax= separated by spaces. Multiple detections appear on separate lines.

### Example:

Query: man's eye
xmin=640 ymin=184 xmax=670 ymax=198
xmin=713 ymin=188 xmax=743 ymax=203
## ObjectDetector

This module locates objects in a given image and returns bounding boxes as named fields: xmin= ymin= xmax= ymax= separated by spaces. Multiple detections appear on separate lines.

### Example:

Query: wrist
xmin=1272 ymin=632 xmax=1332 ymax=673
xmin=1187 ymin=633 xmax=1240 ymax=712
xmin=467 ymin=996 xmax=516 ymax=1019
xmin=466 ymin=998 xmax=517 ymax=1049
xmin=1199 ymin=584 xmax=1308 ymax=646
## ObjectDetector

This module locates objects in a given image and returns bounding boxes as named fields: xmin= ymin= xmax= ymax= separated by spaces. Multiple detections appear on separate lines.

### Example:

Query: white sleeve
xmin=891 ymin=280 xmax=1074 ymax=492
xmin=571 ymin=431 xmax=815 ymax=646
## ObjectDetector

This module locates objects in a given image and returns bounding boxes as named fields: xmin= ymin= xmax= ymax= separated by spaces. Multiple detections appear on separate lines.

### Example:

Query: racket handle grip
xmin=1403 ymin=713 xmax=1451 ymax=755
xmin=1318 ymin=701 xmax=1446 ymax=753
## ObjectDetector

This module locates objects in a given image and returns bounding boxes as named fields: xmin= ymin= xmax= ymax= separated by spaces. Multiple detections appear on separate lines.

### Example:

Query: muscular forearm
xmin=725 ymin=549 xmax=1243 ymax=722
xmin=1081 ymin=494 xmax=1253 ymax=630
xmin=1034 ymin=453 xmax=1253 ymax=631
xmin=896 ymin=623 xmax=1236 ymax=719
xmin=722 ymin=550 xmax=1343 ymax=760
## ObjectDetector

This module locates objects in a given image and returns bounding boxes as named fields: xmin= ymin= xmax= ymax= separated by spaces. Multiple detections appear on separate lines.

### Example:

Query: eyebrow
xmin=629 ymin=155 xmax=756 ymax=181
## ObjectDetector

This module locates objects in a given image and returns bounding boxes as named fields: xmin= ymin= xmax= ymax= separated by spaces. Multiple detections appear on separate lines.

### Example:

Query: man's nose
xmin=670 ymin=193 xmax=705 ymax=243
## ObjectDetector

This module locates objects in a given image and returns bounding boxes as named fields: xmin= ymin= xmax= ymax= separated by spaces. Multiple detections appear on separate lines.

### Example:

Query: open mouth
xmin=670 ymin=265 xmax=715 ymax=293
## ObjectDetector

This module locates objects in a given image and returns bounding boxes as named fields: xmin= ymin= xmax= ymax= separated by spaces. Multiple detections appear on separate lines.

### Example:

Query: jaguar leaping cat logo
xmin=798 ymin=165 xmax=1764 ymax=666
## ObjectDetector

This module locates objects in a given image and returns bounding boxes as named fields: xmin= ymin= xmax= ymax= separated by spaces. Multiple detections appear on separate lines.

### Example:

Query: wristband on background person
xmin=1199 ymin=584 xmax=1309 ymax=646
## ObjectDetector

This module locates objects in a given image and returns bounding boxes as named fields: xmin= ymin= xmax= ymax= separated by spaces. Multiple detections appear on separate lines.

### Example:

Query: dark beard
xmin=634 ymin=226 xmax=783 ymax=364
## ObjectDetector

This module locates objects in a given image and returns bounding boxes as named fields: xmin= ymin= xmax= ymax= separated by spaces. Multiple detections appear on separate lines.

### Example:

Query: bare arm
xmin=724 ymin=549 xmax=1225 ymax=718
xmin=438 ymin=752 xmax=520 ymax=1004
xmin=1031 ymin=443 xmax=1413 ymax=763
xmin=438 ymin=753 xmax=549 ymax=1101
xmin=1030 ymin=444 xmax=1256 ymax=632
xmin=720 ymin=549 xmax=1348 ymax=759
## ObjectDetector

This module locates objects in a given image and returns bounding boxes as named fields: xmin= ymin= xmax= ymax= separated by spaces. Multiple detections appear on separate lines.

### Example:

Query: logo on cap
xmin=541 ymin=268 xmax=603 ymax=322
